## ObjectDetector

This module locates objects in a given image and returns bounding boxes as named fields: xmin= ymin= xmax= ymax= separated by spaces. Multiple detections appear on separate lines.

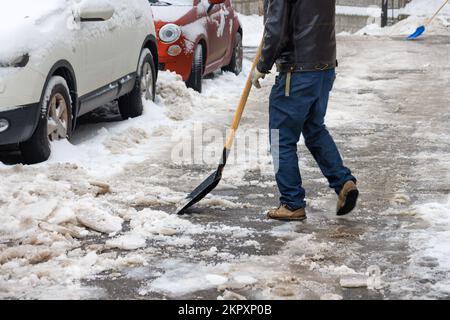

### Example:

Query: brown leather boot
xmin=337 ymin=180 xmax=359 ymax=216
xmin=267 ymin=204 xmax=307 ymax=221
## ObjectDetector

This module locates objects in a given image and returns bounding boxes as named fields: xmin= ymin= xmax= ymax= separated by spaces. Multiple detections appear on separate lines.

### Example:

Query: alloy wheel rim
xmin=141 ymin=62 xmax=153 ymax=101
xmin=47 ymin=93 xmax=69 ymax=141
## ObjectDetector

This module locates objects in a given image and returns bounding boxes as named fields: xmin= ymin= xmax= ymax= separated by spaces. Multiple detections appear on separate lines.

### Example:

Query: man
xmin=252 ymin=0 xmax=358 ymax=221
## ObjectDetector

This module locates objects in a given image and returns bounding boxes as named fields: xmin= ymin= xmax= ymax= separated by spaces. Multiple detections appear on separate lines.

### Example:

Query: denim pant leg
xmin=302 ymin=69 xmax=356 ymax=193
xmin=269 ymin=73 xmax=320 ymax=210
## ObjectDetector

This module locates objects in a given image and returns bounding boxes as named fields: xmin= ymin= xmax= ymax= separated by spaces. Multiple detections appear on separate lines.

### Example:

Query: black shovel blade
xmin=175 ymin=149 xmax=229 ymax=215
xmin=175 ymin=169 xmax=222 ymax=215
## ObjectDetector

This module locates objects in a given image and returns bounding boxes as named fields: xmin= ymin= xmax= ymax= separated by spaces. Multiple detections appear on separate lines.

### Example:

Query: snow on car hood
xmin=151 ymin=6 xmax=193 ymax=23
xmin=0 ymin=0 xmax=72 ymax=65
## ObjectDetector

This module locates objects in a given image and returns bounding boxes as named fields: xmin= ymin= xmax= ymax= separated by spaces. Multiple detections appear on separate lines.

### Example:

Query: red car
xmin=150 ymin=0 xmax=243 ymax=92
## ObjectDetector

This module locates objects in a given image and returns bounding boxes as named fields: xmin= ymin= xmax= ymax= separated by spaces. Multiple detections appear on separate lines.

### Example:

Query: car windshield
xmin=149 ymin=0 xmax=193 ymax=6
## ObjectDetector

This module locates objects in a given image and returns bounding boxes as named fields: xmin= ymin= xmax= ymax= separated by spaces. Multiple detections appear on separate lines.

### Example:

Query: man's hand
xmin=251 ymin=68 xmax=266 ymax=89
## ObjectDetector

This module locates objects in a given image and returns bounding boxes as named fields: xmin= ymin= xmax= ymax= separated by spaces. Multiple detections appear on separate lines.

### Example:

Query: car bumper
xmin=157 ymin=40 xmax=194 ymax=81
xmin=0 ymin=103 xmax=40 ymax=146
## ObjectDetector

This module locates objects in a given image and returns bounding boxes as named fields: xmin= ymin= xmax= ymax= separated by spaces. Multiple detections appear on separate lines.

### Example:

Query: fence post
xmin=381 ymin=0 xmax=388 ymax=27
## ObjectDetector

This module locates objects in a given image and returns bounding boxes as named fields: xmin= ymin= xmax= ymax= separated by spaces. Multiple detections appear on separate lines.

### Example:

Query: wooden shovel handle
xmin=426 ymin=0 xmax=449 ymax=26
xmin=224 ymin=39 xmax=264 ymax=150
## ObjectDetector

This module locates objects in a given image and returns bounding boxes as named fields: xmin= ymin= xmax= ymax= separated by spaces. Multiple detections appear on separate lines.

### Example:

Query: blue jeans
xmin=269 ymin=69 xmax=355 ymax=210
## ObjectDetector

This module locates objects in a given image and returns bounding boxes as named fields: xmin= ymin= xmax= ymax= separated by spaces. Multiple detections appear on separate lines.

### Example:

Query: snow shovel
xmin=175 ymin=40 xmax=264 ymax=215
xmin=407 ymin=0 xmax=449 ymax=40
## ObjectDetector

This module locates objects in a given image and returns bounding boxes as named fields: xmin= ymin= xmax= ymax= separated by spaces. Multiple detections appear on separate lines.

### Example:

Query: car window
xmin=149 ymin=0 xmax=193 ymax=6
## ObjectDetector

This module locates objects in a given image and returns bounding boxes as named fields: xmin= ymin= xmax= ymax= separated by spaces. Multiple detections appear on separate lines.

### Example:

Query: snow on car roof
xmin=0 ymin=0 xmax=152 ymax=66
xmin=149 ymin=0 xmax=193 ymax=6
xmin=0 ymin=0 xmax=70 ymax=63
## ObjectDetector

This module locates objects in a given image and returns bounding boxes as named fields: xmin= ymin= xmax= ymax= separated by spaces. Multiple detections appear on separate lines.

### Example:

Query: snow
xmin=76 ymin=203 xmax=123 ymax=234
xmin=181 ymin=18 xmax=208 ymax=43
xmin=408 ymin=196 xmax=450 ymax=296
xmin=237 ymin=13 xmax=263 ymax=47
xmin=336 ymin=5 xmax=381 ymax=18
xmin=151 ymin=6 xmax=193 ymax=23
xmin=356 ymin=0 xmax=450 ymax=36
xmin=1 ymin=7 xmax=450 ymax=299
xmin=216 ymin=5 xmax=229 ymax=38
xmin=106 ymin=234 xmax=147 ymax=250
xmin=0 ymin=0 xmax=153 ymax=66
xmin=0 ymin=0 xmax=70 ymax=64
xmin=401 ymin=0 xmax=450 ymax=16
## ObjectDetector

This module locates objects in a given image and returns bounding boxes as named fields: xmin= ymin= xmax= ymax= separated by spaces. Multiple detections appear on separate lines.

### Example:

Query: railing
xmin=381 ymin=0 xmax=411 ymax=27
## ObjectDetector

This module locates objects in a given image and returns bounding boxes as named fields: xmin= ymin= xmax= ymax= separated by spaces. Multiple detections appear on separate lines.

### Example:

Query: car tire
xmin=20 ymin=76 xmax=72 ymax=164
xmin=186 ymin=44 xmax=203 ymax=93
xmin=118 ymin=48 xmax=156 ymax=120
xmin=222 ymin=32 xmax=243 ymax=75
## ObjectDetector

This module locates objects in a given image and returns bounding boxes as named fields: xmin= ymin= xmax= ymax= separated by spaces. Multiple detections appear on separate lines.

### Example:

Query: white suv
xmin=0 ymin=0 xmax=158 ymax=164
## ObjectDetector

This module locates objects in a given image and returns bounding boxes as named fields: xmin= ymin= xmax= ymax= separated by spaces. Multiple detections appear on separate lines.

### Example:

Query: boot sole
xmin=267 ymin=214 xmax=307 ymax=222
xmin=337 ymin=189 xmax=359 ymax=216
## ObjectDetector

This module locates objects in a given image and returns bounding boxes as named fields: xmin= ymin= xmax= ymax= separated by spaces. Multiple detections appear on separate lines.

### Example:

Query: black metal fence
xmin=381 ymin=0 xmax=411 ymax=27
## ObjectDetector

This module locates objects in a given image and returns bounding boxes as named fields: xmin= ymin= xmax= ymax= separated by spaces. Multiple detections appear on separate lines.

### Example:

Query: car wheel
xmin=186 ymin=44 xmax=203 ymax=93
xmin=222 ymin=32 xmax=243 ymax=75
xmin=20 ymin=76 xmax=72 ymax=164
xmin=118 ymin=48 xmax=156 ymax=120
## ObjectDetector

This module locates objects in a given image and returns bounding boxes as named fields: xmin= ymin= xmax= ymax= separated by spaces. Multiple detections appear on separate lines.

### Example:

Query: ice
xmin=106 ymin=234 xmax=147 ymax=251
xmin=233 ymin=274 xmax=258 ymax=285
xmin=320 ymin=293 xmax=343 ymax=300
xmin=206 ymin=274 xmax=228 ymax=285
xmin=76 ymin=204 xmax=123 ymax=234
xmin=340 ymin=274 xmax=369 ymax=288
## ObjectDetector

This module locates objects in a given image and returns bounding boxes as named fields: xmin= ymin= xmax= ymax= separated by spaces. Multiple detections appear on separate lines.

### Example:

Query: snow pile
xmin=0 ymin=164 xmax=211 ymax=298
xmin=401 ymin=0 xmax=450 ymax=27
xmin=408 ymin=196 xmax=450 ymax=296
xmin=0 ymin=50 xmax=256 ymax=297
xmin=45 ymin=70 xmax=203 ymax=177
xmin=356 ymin=0 xmax=450 ymax=36
xmin=156 ymin=71 xmax=197 ymax=120
xmin=357 ymin=14 xmax=449 ymax=36
xmin=401 ymin=0 xmax=450 ymax=17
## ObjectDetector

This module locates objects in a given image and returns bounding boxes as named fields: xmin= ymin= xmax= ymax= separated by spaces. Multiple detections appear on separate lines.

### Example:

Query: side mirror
xmin=79 ymin=0 xmax=115 ymax=22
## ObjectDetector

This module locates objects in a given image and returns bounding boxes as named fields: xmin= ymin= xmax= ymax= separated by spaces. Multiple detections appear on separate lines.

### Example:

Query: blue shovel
xmin=408 ymin=0 xmax=449 ymax=40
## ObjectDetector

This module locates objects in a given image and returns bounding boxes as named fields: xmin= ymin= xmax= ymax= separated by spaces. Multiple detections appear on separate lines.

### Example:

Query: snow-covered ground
xmin=1 ymin=2 xmax=450 ymax=299
xmin=0 ymin=67 xmax=256 ymax=298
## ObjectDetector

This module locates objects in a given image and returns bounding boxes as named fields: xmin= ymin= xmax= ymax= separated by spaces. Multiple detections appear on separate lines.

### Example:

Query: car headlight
xmin=0 ymin=54 xmax=30 ymax=68
xmin=159 ymin=24 xmax=181 ymax=44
